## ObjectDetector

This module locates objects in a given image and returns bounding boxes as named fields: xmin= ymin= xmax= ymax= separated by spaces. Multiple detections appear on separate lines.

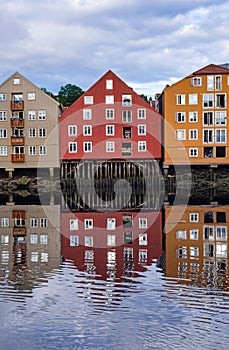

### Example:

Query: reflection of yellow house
xmin=165 ymin=205 xmax=228 ymax=289
xmin=0 ymin=205 xmax=60 ymax=292
xmin=159 ymin=64 xmax=229 ymax=166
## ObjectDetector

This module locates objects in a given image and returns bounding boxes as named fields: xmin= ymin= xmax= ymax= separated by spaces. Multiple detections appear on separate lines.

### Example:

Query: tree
xmin=41 ymin=88 xmax=58 ymax=101
xmin=57 ymin=84 xmax=84 ymax=107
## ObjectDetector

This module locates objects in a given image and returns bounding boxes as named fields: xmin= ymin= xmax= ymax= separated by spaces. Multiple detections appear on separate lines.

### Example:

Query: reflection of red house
xmin=60 ymin=70 xmax=162 ymax=161
xmin=61 ymin=211 xmax=162 ymax=280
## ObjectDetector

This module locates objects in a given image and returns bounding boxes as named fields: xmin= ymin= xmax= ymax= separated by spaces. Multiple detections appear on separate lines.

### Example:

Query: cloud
xmin=1 ymin=0 xmax=229 ymax=96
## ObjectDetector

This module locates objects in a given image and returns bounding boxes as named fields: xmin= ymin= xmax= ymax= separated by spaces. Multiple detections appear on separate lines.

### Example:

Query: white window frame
xmin=84 ymin=96 xmax=93 ymax=104
xmin=30 ymin=234 xmax=38 ymax=244
xmin=139 ymin=218 xmax=147 ymax=228
xmin=216 ymin=93 xmax=226 ymax=108
xmin=176 ymin=129 xmax=186 ymax=140
xmin=70 ymin=219 xmax=78 ymax=230
xmin=1 ymin=217 xmax=9 ymax=227
xmin=189 ymin=129 xmax=198 ymax=140
xmin=122 ymin=110 xmax=132 ymax=123
xmin=203 ymin=129 xmax=214 ymax=144
xmin=39 ymin=146 xmax=47 ymax=155
xmin=190 ymin=229 xmax=199 ymax=240
xmin=70 ymin=235 xmax=79 ymax=246
xmin=216 ymin=226 xmax=227 ymax=241
xmin=29 ymin=128 xmax=36 ymax=138
xmin=216 ymin=129 xmax=226 ymax=144
xmin=107 ymin=234 xmax=116 ymax=246
xmin=85 ymin=236 xmax=93 ymax=247
xmin=40 ymin=234 xmax=48 ymax=244
xmin=106 ymin=125 xmax=115 ymax=136
xmin=105 ymin=95 xmax=114 ymax=104
xmin=190 ymin=213 xmax=199 ymax=222
xmin=39 ymin=128 xmax=46 ymax=138
xmin=69 ymin=142 xmax=77 ymax=153
xmin=189 ymin=94 xmax=198 ymax=105
xmin=28 ymin=92 xmax=36 ymax=100
xmin=106 ymin=108 xmax=114 ymax=120
xmin=28 ymin=110 xmax=36 ymax=120
xmin=138 ymin=109 xmax=146 ymax=119
xmin=106 ymin=79 xmax=113 ymax=89
xmin=138 ymin=124 xmax=146 ymax=135
xmin=189 ymin=148 xmax=198 ymax=157
xmin=68 ymin=125 xmax=77 ymax=136
xmin=84 ymin=142 xmax=92 ymax=152
xmin=40 ymin=218 xmax=48 ymax=227
xmin=203 ymin=94 xmax=214 ymax=108
xmin=30 ymin=218 xmax=38 ymax=228
xmin=0 ymin=128 xmax=7 ymax=138
xmin=177 ymin=94 xmax=185 ymax=105
xmin=0 ymin=146 xmax=7 ymax=156
xmin=107 ymin=218 xmax=116 ymax=230
xmin=106 ymin=141 xmax=115 ymax=152
xmin=176 ymin=230 xmax=187 ymax=239
xmin=0 ymin=111 xmax=6 ymax=121
xmin=0 ymin=94 xmax=6 ymax=101
xmin=138 ymin=141 xmax=146 ymax=152
xmin=83 ymin=125 xmax=92 ymax=136
xmin=38 ymin=110 xmax=46 ymax=120
xmin=191 ymin=77 xmax=202 ymax=86
xmin=189 ymin=111 xmax=198 ymax=123
xmin=176 ymin=112 xmax=186 ymax=123
xmin=84 ymin=219 xmax=93 ymax=230
xmin=83 ymin=109 xmax=92 ymax=120
xmin=29 ymin=146 xmax=36 ymax=155
xmin=215 ymin=111 xmax=226 ymax=126
xmin=139 ymin=233 xmax=148 ymax=245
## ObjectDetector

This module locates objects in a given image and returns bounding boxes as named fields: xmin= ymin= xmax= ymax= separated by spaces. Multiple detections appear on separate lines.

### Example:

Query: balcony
xmin=10 ymin=118 xmax=24 ymax=128
xmin=11 ymin=154 xmax=25 ymax=163
xmin=11 ymin=100 xmax=24 ymax=110
xmin=11 ymin=136 xmax=24 ymax=146
xmin=13 ymin=228 xmax=26 ymax=236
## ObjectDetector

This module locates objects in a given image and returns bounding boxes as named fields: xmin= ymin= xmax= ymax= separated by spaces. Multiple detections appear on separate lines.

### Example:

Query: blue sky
xmin=1 ymin=0 xmax=229 ymax=97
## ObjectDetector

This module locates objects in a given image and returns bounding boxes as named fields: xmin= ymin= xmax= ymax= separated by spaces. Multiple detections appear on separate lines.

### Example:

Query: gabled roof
xmin=191 ymin=63 xmax=229 ymax=76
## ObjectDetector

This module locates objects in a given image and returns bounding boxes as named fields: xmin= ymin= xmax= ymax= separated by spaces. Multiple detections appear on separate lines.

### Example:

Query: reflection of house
xmin=0 ymin=205 xmax=61 ymax=292
xmin=157 ymin=64 xmax=229 ymax=166
xmin=61 ymin=211 xmax=162 ymax=280
xmin=165 ymin=205 xmax=228 ymax=289
xmin=0 ymin=72 xmax=60 ymax=175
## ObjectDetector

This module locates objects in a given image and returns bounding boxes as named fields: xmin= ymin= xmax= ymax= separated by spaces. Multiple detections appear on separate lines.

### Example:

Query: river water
xmin=0 ymin=191 xmax=228 ymax=350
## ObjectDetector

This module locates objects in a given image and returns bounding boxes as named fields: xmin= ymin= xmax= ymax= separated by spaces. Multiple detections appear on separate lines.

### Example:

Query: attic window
xmin=84 ymin=96 xmax=93 ymax=104
xmin=13 ymin=78 xmax=20 ymax=85
xmin=106 ymin=80 xmax=113 ymax=90
xmin=191 ymin=77 xmax=202 ymax=86
xmin=122 ymin=94 xmax=132 ymax=107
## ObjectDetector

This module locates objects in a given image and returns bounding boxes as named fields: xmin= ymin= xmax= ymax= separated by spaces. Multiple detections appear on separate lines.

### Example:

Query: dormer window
xmin=122 ymin=94 xmax=132 ymax=107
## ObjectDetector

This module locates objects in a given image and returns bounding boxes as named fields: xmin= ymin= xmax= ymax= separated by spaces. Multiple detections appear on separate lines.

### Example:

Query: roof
xmin=192 ymin=63 xmax=229 ymax=75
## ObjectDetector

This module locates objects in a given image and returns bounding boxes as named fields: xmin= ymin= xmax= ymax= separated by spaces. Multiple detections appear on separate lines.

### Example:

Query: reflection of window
xmin=40 ymin=235 xmax=48 ymax=244
xmin=1 ymin=218 xmax=9 ymax=227
xmin=40 ymin=218 xmax=47 ymax=227
xmin=1 ymin=235 xmax=9 ymax=244
xmin=83 ymin=125 xmax=92 ymax=136
xmin=30 ymin=234 xmax=38 ymax=244
xmin=70 ymin=235 xmax=79 ymax=246
xmin=124 ymin=247 xmax=133 ymax=260
xmin=204 ymin=243 xmax=214 ymax=257
xmin=30 ymin=218 xmax=38 ymax=228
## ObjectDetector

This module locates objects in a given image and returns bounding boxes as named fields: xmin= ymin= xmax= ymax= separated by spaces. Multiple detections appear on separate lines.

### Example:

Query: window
xmin=106 ymin=109 xmax=114 ymax=119
xmin=189 ymin=129 xmax=198 ymax=140
xmin=176 ymin=230 xmax=187 ymax=239
xmin=31 ymin=252 xmax=38 ymax=262
xmin=81 ymin=125 xmax=91 ymax=137
xmin=138 ymin=125 xmax=146 ymax=135
xmin=40 ymin=235 xmax=48 ymax=244
xmin=14 ymin=78 xmax=20 ymax=85
xmin=85 ymin=236 xmax=93 ymax=247
xmin=2 ymin=251 xmax=9 ymax=264
xmin=0 ymin=94 xmax=6 ymax=101
xmin=30 ymin=234 xmax=38 ymax=244
xmin=107 ymin=218 xmax=116 ymax=230
xmin=176 ymin=246 xmax=187 ymax=258
xmin=216 ymin=94 xmax=226 ymax=108
xmin=106 ymin=125 xmax=115 ymax=136
xmin=123 ymin=214 xmax=133 ymax=227
xmin=216 ymin=146 xmax=226 ymax=157
xmin=204 ymin=147 xmax=213 ymax=158
xmin=204 ymin=212 xmax=214 ymax=223
xmin=38 ymin=110 xmax=46 ymax=120
xmin=122 ymin=110 xmax=132 ymax=122
xmin=203 ymin=94 xmax=214 ymax=108
xmin=123 ymin=231 xmax=133 ymax=244
xmin=216 ymin=212 xmax=226 ymax=223
xmin=122 ymin=142 xmax=132 ymax=156
xmin=216 ymin=129 xmax=226 ymax=143
xmin=176 ymin=112 xmax=186 ymax=123
xmin=1 ymin=235 xmax=9 ymax=244
xmin=138 ymin=109 xmax=146 ymax=119
xmin=176 ymin=129 xmax=186 ymax=140
xmin=190 ymin=229 xmax=198 ymax=240
xmin=122 ymin=94 xmax=132 ymax=106
xmin=69 ymin=142 xmax=77 ymax=153
xmin=139 ymin=218 xmax=147 ymax=228
xmin=189 ymin=111 xmax=198 ymax=122
xmin=177 ymin=94 xmax=185 ymax=105
xmin=138 ymin=141 xmax=146 ymax=152
xmin=29 ymin=128 xmax=36 ymax=138
xmin=189 ymin=148 xmax=198 ymax=157
xmin=85 ymin=219 xmax=93 ymax=229
xmin=215 ymin=111 xmax=226 ymax=125
xmin=139 ymin=249 xmax=148 ymax=263
xmin=203 ymin=129 xmax=214 ymax=143
xmin=190 ymin=247 xmax=199 ymax=258
xmin=30 ymin=218 xmax=38 ymax=228
xmin=107 ymin=234 xmax=116 ymax=246
xmin=84 ymin=142 xmax=92 ymax=152
xmin=106 ymin=141 xmax=115 ymax=152
xmin=139 ymin=233 xmax=147 ymax=245
xmin=1 ymin=218 xmax=9 ymax=227
xmin=39 ymin=146 xmax=47 ymax=155
xmin=0 ymin=129 xmax=7 ymax=138
xmin=191 ymin=77 xmax=202 ymax=86
xmin=190 ymin=213 xmax=198 ymax=222
xmin=123 ymin=127 xmax=132 ymax=138
xmin=0 ymin=146 xmax=7 ymax=156
xmin=204 ymin=243 xmax=214 ymax=257
xmin=203 ymin=112 xmax=214 ymax=126
xmin=70 ymin=235 xmax=79 ymax=246
xmin=70 ymin=219 xmax=78 ymax=230
xmin=207 ymin=76 xmax=214 ymax=90
xmin=215 ymin=75 xmax=222 ymax=90
xmin=124 ymin=247 xmax=133 ymax=260
xmin=0 ymin=111 xmax=6 ymax=121
xmin=204 ymin=226 xmax=214 ymax=240
xmin=189 ymin=94 xmax=198 ymax=105
xmin=84 ymin=96 xmax=93 ymax=104
xmin=40 ymin=218 xmax=47 ymax=228
xmin=105 ymin=95 xmax=114 ymax=104
xmin=68 ymin=125 xmax=77 ymax=136
xmin=39 ymin=128 xmax=46 ymax=138
xmin=29 ymin=146 xmax=36 ymax=155
xmin=216 ymin=243 xmax=227 ymax=258
xmin=106 ymin=79 xmax=113 ymax=89
xmin=83 ymin=109 xmax=92 ymax=120
xmin=85 ymin=250 xmax=94 ymax=260
xmin=28 ymin=93 xmax=35 ymax=100
xmin=28 ymin=110 xmax=36 ymax=120
xmin=41 ymin=252 xmax=48 ymax=263
xmin=216 ymin=226 xmax=227 ymax=241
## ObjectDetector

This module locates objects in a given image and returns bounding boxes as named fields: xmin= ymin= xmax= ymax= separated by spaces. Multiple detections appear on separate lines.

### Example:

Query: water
xmin=0 ymin=197 xmax=229 ymax=349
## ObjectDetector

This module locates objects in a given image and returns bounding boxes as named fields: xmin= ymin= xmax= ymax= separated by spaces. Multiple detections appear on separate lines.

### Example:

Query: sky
xmin=1 ymin=0 xmax=229 ymax=97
